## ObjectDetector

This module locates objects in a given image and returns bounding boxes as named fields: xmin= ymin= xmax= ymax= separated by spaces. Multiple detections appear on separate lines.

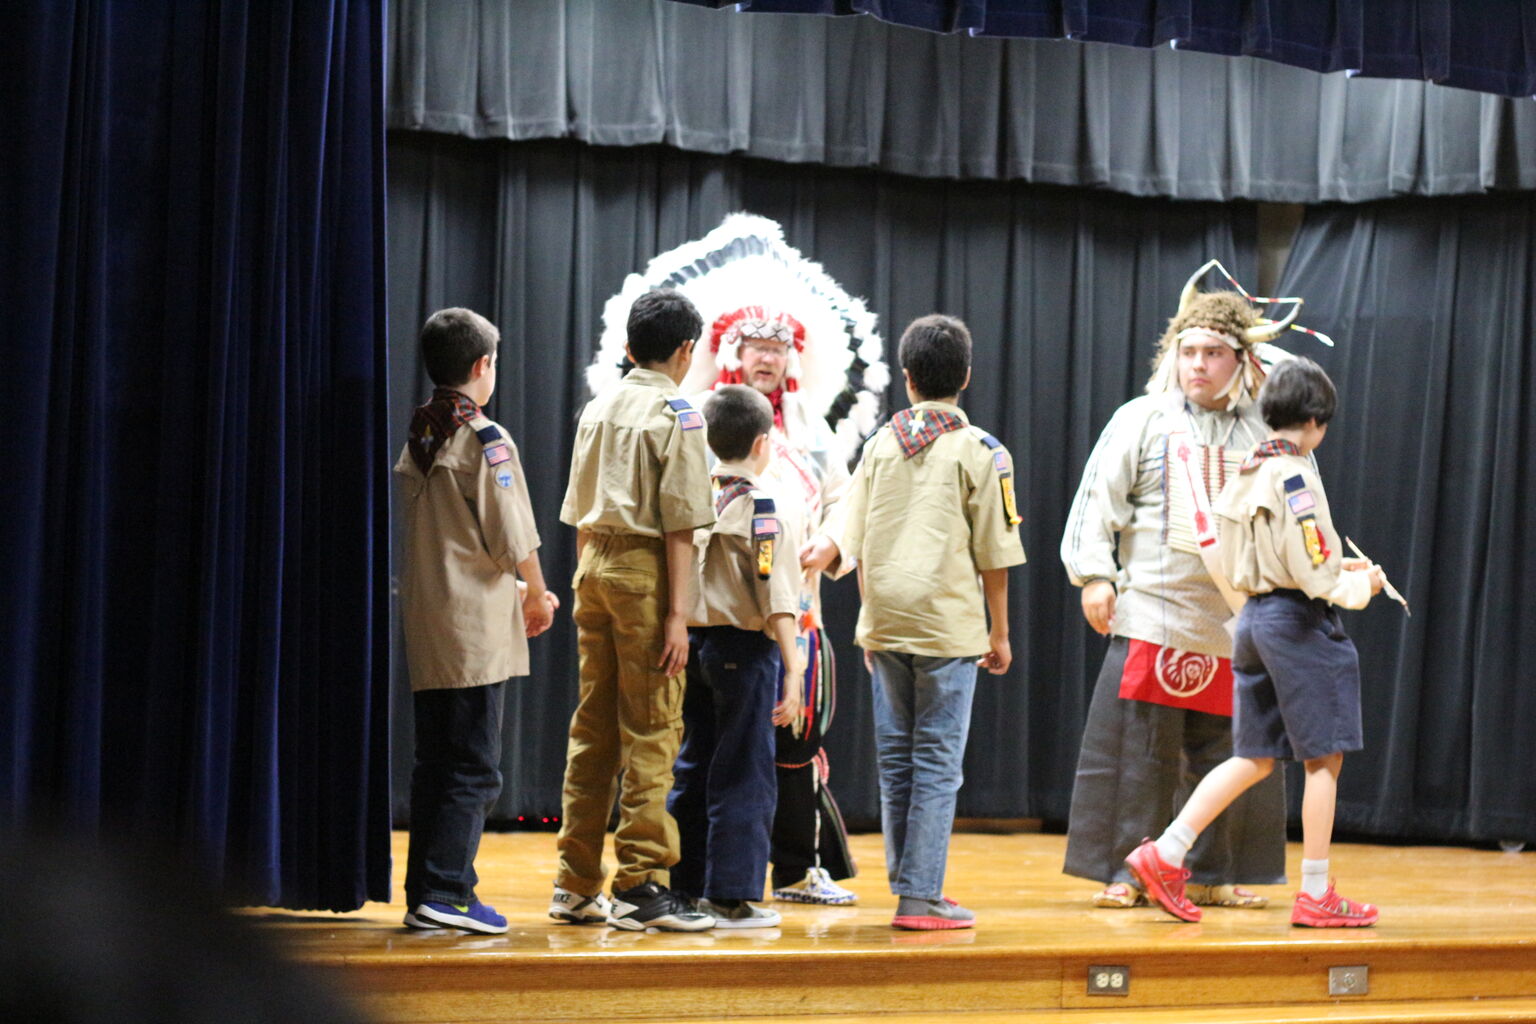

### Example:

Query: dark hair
xmin=703 ymin=384 xmax=773 ymax=462
xmin=420 ymin=308 xmax=498 ymax=387
xmin=627 ymin=288 xmax=703 ymax=365
xmin=1259 ymin=356 xmax=1337 ymax=430
xmin=898 ymin=314 xmax=972 ymax=400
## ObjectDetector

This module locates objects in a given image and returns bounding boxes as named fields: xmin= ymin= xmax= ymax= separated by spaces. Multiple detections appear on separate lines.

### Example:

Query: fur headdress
xmin=587 ymin=213 xmax=889 ymax=452
xmin=1146 ymin=259 xmax=1333 ymax=409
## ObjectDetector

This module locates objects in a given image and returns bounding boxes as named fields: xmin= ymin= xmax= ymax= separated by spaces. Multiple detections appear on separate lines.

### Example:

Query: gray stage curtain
xmin=386 ymin=131 xmax=1256 ymax=829
xmin=1276 ymin=198 xmax=1536 ymax=842
xmin=389 ymin=0 xmax=1536 ymax=202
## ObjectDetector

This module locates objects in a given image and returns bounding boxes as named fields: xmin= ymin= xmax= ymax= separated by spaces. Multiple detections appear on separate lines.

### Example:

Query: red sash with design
xmin=1119 ymin=639 xmax=1233 ymax=717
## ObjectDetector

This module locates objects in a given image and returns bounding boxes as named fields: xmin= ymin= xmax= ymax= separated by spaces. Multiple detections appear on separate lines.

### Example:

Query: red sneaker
xmin=1291 ymin=884 xmax=1379 ymax=927
xmin=1124 ymin=840 xmax=1202 ymax=922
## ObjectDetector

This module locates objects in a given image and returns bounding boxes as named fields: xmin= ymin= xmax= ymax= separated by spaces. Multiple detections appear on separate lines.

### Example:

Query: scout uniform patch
xmin=1285 ymin=474 xmax=1329 ymax=565
xmin=752 ymin=494 xmax=778 ymax=580
xmin=977 ymin=431 xmax=1022 ymax=528
xmin=474 ymin=425 xmax=516 ymax=487
xmin=1299 ymin=514 xmax=1329 ymax=566
xmin=667 ymin=397 xmax=704 ymax=431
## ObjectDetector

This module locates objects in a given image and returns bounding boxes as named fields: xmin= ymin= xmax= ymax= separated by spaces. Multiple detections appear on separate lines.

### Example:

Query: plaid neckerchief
xmin=890 ymin=406 xmax=966 ymax=459
xmin=1239 ymin=437 xmax=1302 ymax=473
xmin=714 ymin=474 xmax=755 ymax=515
xmin=408 ymin=387 xmax=481 ymax=474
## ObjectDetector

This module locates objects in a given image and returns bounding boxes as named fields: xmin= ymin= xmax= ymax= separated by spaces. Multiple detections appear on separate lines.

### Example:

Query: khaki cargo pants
xmin=556 ymin=533 xmax=686 ymax=895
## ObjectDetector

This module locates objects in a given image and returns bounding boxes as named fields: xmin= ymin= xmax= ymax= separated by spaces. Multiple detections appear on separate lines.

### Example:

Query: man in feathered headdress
xmin=586 ymin=215 xmax=889 ymax=906
xmin=1058 ymin=261 xmax=1327 ymax=911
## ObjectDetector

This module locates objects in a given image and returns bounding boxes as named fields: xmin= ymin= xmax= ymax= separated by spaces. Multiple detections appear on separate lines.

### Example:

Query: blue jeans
xmin=668 ymin=627 xmax=780 ymax=900
xmin=869 ymin=651 xmax=977 ymax=901
xmin=404 ymin=682 xmax=505 ymax=907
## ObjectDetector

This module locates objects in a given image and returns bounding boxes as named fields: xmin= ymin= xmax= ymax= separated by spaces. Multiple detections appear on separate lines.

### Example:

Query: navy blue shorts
xmin=1231 ymin=590 xmax=1363 ymax=761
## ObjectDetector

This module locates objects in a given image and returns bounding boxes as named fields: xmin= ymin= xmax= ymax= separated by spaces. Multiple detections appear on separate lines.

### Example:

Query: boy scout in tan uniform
xmin=668 ymin=385 xmax=806 ymax=928
xmin=395 ymin=307 xmax=555 ymax=936
xmin=550 ymin=289 xmax=719 ymax=932
xmin=829 ymin=314 xmax=1027 ymax=932
xmin=1127 ymin=357 xmax=1386 ymax=930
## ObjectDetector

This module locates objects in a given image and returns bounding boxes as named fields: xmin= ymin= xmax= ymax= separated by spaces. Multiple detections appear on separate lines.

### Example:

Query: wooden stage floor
xmin=256 ymin=830 xmax=1536 ymax=1024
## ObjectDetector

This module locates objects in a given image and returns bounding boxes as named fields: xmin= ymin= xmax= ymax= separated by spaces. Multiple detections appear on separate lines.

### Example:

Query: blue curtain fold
xmin=672 ymin=0 xmax=1536 ymax=97
xmin=0 ymin=0 xmax=391 ymax=912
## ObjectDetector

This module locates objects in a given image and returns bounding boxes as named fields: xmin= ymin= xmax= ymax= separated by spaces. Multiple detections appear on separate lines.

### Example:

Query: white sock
xmin=1301 ymin=858 xmax=1330 ymax=899
xmin=1154 ymin=821 xmax=1197 ymax=868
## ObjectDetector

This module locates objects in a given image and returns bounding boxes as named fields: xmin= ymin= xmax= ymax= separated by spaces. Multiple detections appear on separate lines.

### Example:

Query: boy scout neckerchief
xmin=407 ymin=388 xmax=480 ymax=474
xmin=1239 ymin=437 xmax=1302 ymax=473
xmin=713 ymin=475 xmax=755 ymax=515
xmin=891 ymin=407 xmax=965 ymax=458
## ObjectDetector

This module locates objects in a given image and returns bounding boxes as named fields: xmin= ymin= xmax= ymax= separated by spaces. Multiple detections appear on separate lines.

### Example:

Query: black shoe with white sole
xmin=606 ymin=882 xmax=715 ymax=931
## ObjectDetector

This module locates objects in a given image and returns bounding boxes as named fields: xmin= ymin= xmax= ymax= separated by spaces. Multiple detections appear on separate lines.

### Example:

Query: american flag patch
xmin=993 ymin=451 xmax=1009 ymax=474
xmin=1288 ymin=490 xmax=1316 ymax=515
xmin=753 ymin=516 xmax=778 ymax=538
xmin=484 ymin=443 xmax=511 ymax=466
xmin=667 ymin=397 xmax=703 ymax=430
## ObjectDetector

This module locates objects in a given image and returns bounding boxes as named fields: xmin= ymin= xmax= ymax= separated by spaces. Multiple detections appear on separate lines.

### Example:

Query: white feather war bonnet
xmin=586 ymin=213 xmax=889 ymax=453
xmin=1147 ymin=259 xmax=1335 ymax=410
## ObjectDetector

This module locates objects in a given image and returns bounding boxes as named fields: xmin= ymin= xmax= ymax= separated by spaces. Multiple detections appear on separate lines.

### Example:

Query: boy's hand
xmin=658 ymin=612 xmax=689 ymax=677
xmin=1366 ymin=564 xmax=1386 ymax=595
xmin=977 ymin=632 xmax=1012 ymax=674
xmin=1342 ymin=556 xmax=1370 ymax=571
xmin=772 ymin=663 xmax=805 ymax=729
xmin=523 ymin=586 xmax=554 ymax=637
xmin=799 ymin=535 xmax=840 ymax=578
xmin=1080 ymin=580 xmax=1116 ymax=635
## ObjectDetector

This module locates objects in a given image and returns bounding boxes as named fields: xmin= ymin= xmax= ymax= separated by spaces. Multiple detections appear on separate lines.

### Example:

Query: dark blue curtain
xmin=675 ymin=0 xmax=1536 ymax=96
xmin=0 ymin=0 xmax=392 ymax=912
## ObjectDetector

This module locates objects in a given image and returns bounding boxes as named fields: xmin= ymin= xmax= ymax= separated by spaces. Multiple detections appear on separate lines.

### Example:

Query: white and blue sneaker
xmin=404 ymin=900 xmax=508 ymax=934
xmin=549 ymin=886 xmax=612 ymax=924
xmin=772 ymin=867 xmax=857 ymax=905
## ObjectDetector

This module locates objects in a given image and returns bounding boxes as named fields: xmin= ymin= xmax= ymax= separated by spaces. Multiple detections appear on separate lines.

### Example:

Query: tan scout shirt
xmin=841 ymin=402 xmax=1028 ymax=657
xmin=1214 ymin=451 xmax=1371 ymax=609
xmin=394 ymin=415 xmax=541 ymax=691
xmin=560 ymin=368 xmax=715 ymax=537
xmin=690 ymin=462 xmax=804 ymax=632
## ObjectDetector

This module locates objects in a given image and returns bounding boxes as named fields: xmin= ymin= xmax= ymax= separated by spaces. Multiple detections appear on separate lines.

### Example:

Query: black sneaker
xmin=607 ymin=882 xmax=715 ymax=932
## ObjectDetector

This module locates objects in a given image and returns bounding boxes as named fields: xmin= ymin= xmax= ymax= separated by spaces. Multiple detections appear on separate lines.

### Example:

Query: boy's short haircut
xmin=627 ymin=288 xmax=704 ymax=365
xmin=1259 ymin=356 xmax=1337 ymax=430
xmin=703 ymin=384 xmax=773 ymax=462
xmin=420 ymin=308 xmax=499 ymax=387
xmin=898 ymin=314 xmax=972 ymax=400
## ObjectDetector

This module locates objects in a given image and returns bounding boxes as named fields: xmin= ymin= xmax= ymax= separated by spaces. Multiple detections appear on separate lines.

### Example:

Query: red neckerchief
xmin=713 ymin=474 xmax=755 ymax=515
xmin=764 ymin=386 xmax=786 ymax=431
xmin=890 ymin=406 xmax=966 ymax=459
xmin=1239 ymin=438 xmax=1302 ymax=473
xmin=408 ymin=388 xmax=480 ymax=474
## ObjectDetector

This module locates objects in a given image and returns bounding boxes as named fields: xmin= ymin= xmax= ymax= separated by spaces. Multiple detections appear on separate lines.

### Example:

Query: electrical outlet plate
xmin=1328 ymin=965 xmax=1369 ymax=996
xmin=1087 ymin=965 xmax=1131 ymax=996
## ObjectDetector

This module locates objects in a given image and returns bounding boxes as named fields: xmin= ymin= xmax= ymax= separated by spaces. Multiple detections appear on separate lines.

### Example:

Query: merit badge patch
xmin=496 ymin=468 xmax=515 ymax=489
xmin=667 ymin=397 xmax=703 ymax=430
xmin=1299 ymin=514 xmax=1329 ymax=566
xmin=1287 ymin=489 xmax=1316 ymax=515
xmin=484 ymin=443 xmax=511 ymax=466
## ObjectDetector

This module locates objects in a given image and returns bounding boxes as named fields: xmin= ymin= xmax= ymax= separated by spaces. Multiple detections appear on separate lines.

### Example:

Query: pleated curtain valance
xmin=389 ymin=0 xmax=1536 ymax=201
xmin=671 ymin=0 xmax=1536 ymax=99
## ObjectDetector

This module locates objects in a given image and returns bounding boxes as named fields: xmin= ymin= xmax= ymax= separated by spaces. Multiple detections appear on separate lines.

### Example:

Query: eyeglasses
xmin=741 ymin=340 xmax=790 ymax=357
